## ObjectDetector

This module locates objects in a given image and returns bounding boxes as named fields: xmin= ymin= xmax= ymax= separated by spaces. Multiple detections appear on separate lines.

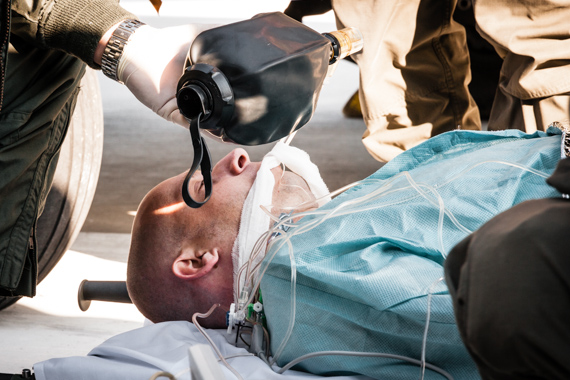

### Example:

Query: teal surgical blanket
xmin=260 ymin=129 xmax=563 ymax=380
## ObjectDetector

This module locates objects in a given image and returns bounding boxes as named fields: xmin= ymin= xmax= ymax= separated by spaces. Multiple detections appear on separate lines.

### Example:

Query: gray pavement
xmin=0 ymin=2 xmax=382 ymax=375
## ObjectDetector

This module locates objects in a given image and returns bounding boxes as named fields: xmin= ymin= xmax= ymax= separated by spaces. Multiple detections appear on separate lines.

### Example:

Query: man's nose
xmin=228 ymin=148 xmax=249 ymax=174
xmin=213 ymin=148 xmax=250 ymax=177
xmin=232 ymin=148 xmax=249 ymax=172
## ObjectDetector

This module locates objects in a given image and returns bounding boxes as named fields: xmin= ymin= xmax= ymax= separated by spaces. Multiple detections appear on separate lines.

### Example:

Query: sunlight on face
xmin=153 ymin=201 xmax=187 ymax=215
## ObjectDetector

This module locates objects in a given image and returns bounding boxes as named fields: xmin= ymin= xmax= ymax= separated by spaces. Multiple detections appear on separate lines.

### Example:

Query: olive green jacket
xmin=0 ymin=0 xmax=134 ymax=296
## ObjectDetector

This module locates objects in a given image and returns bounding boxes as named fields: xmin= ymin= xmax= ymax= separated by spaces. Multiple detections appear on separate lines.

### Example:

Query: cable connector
xmin=226 ymin=303 xmax=247 ymax=334
xmin=226 ymin=303 xmax=236 ymax=334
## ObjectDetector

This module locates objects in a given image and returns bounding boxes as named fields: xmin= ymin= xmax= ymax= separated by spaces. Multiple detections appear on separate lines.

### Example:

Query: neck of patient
xmin=269 ymin=166 xmax=317 ymax=225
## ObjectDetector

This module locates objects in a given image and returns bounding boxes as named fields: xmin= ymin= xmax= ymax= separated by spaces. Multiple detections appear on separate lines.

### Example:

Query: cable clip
xmin=226 ymin=303 xmax=247 ymax=334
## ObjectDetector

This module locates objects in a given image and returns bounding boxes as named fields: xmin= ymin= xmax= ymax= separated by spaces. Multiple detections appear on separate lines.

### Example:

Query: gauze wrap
xmin=260 ymin=129 xmax=564 ymax=380
xmin=232 ymin=141 xmax=329 ymax=296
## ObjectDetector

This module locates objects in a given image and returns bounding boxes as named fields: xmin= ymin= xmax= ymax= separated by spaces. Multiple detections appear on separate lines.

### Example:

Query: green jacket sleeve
xmin=11 ymin=0 xmax=137 ymax=68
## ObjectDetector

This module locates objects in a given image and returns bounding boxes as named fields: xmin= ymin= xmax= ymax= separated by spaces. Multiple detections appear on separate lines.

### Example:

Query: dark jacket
xmin=1 ymin=0 xmax=11 ymax=113
xmin=0 ymin=0 xmax=135 ymax=296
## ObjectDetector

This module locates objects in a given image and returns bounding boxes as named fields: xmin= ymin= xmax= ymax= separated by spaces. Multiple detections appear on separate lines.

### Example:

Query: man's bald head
xmin=127 ymin=149 xmax=261 ymax=327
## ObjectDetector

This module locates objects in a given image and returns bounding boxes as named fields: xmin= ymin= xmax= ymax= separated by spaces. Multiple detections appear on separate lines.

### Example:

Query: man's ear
xmin=172 ymin=248 xmax=219 ymax=280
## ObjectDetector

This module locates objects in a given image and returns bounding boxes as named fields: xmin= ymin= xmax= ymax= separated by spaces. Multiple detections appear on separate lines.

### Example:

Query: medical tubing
xmin=236 ymin=158 xmax=551 ymax=372
xmin=343 ymin=181 xmax=471 ymax=238
xmin=240 ymin=194 xmax=373 ymax=313
xmin=561 ymin=129 xmax=569 ymax=158
xmin=282 ymin=172 xmax=422 ymax=237
xmin=411 ymin=159 xmax=552 ymax=256
xmin=398 ymin=172 xmax=450 ymax=258
xmin=437 ymin=160 xmax=550 ymax=189
xmin=264 ymin=178 xmax=401 ymax=233
xmin=240 ymin=196 xmax=430 ymax=367
xmin=234 ymin=231 xmax=266 ymax=304
xmin=234 ymin=264 xmax=248 ymax=305
xmin=149 ymin=371 xmax=176 ymax=380
xmin=148 ymin=351 xmax=256 ymax=380
xmin=238 ymin=227 xmax=292 ymax=316
xmin=192 ymin=304 xmax=244 ymax=380
xmin=261 ymin=225 xmax=455 ymax=378
xmin=260 ymin=180 xmax=368 ymax=225
xmin=235 ymin=226 xmax=299 ymax=365
xmin=262 ymin=324 xmax=272 ymax=357
xmin=282 ymin=130 xmax=297 ymax=146
xmin=351 ymin=160 xmax=550 ymax=226
xmin=243 ymin=225 xmax=300 ymax=289
xmin=269 ymin=158 xmax=551 ymax=254
xmin=169 ymin=354 xmax=252 ymax=380
xmin=350 ymin=173 xmax=472 ymax=243
xmin=240 ymin=179 xmax=455 ymax=362
xmin=234 ymin=230 xmax=272 ymax=305
xmin=245 ymin=231 xmax=272 ymax=284
xmin=173 ymin=368 xmax=190 ymax=379
xmin=275 ymin=351 xmax=453 ymax=380
xmin=263 ymin=159 xmax=550 ymax=232
xmin=238 ymin=222 xmax=287 ymax=307
xmin=223 ymin=353 xmax=256 ymax=361
xmin=420 ymin=277 xmax=446 ymax=380
xmin=251 ymin=172 xmax=458 ymax=294
xmin=322 ymin=183 xmax=466 ymax=237
xmin=269 ymin=237 xmax=297 ymax=365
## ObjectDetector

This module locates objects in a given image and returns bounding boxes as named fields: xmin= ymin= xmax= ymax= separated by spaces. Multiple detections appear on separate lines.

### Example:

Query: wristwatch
xmin=101 ymin=19 xmax=145 ymax=83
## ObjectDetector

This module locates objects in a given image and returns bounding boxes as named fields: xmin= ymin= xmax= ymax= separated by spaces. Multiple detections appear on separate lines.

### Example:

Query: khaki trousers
xmin=332 ymin=0 xmax=570 ymax=161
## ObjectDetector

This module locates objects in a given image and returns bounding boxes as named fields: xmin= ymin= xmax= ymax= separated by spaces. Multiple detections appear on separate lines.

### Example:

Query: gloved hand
xmin=116 ymin=24 xmax=213 ymax=128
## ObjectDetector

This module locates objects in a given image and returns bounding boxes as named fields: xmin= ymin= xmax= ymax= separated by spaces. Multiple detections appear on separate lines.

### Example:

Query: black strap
xmin=182 ymin=115 xmax=213 ymax=208
xmin=284 ymin=0 xmax=332 ymax=22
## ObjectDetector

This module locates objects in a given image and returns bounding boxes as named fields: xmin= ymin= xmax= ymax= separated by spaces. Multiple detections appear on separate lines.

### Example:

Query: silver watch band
xmin=101 ymin=19 xmax=145 ymax=83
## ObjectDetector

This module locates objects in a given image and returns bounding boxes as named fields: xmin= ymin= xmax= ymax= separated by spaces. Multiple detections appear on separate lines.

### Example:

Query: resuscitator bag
xmin=260 ymin=128 xmax=563 ymax=380
xmin=177 ymin=12 xmax=332 ymax=145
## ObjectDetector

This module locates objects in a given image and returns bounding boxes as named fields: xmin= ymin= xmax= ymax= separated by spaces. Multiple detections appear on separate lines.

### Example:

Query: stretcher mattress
xmin=33 ymin=321 xmax=374 ymax=380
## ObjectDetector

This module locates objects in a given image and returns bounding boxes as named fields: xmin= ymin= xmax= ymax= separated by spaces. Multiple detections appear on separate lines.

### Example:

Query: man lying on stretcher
xmin=126 ymin=127 xmax=564 ymax=380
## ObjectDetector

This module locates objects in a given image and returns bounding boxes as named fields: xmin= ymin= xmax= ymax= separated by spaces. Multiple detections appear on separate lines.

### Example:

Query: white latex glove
xmin=117 ymin=24 xmax=214 ymax=128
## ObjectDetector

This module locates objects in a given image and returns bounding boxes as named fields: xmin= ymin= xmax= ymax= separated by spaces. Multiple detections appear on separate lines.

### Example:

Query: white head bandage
xmin=231 ymin=142 xmax=330 ymax=296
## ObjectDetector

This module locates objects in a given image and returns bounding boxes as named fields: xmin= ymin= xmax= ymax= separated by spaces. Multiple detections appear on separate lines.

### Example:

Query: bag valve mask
xmin=176 ymin=12 xmax=362 ymax=208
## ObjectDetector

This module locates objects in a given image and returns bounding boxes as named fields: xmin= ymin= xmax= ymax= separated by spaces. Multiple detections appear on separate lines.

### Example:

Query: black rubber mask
xmin=177 ymin=12 xmax=332 ymax=208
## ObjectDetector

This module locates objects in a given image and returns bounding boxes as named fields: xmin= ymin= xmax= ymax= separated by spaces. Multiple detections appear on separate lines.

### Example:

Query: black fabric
xmin=445 ymin=159 xmax=570 ymax=380
xmin=0 ymin=0 xmax=11 ymax=113
xmin=283 ymin=0 xmax=332 ymax=22
xmin=0 ymin=373 xmax=34 ymax=380
xmin=546 ymin=158 xmax=570 ymax=194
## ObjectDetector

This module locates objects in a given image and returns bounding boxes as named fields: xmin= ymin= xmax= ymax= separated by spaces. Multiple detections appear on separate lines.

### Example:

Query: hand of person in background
xmin=97 ymin=23 xmax=214 ymax=128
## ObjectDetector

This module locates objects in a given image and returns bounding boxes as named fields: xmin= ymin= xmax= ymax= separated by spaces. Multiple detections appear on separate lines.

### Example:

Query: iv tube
xmin=192 ymin=304 xmax=244 ymax=380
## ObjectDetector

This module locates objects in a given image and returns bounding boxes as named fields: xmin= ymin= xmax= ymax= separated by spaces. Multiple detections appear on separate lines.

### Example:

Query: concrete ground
xmin=0 ymin=1 xmax=382 ymax=374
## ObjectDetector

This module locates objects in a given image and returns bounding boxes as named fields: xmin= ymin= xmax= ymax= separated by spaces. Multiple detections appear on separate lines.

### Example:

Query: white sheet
xmin=34 ymin=321 xmax=373 ymax=380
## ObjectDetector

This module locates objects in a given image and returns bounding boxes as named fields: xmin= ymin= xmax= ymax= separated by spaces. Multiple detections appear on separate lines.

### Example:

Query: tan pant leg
xmin=488 ymin=86 xmax=570 ymax=133
xmin=475 ymin=0 xmax=570 ymax=132
xmin=332 ymin=0 xmax=481 ymax=162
